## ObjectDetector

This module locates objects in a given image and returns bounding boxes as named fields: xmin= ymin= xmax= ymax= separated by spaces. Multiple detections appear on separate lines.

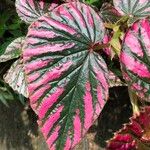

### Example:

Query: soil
xmin=0 ymin=86 xmax=132 ymax=150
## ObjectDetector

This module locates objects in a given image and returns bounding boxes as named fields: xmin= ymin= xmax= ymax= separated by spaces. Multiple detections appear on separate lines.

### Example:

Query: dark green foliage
xmin=0 ymin=79 xmax=14 ymax=106
xmin=85 ymin=0 xmax=113 ymax=8
xmin=0 ymin=0 xmax=27 ymax=55
xmin=0 ymin=0 xmax=28 ymax=105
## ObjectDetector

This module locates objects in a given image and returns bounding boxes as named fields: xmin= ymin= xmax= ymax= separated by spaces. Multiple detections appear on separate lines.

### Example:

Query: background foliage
xmin=0 ymin=0 xmax=27 ymax=105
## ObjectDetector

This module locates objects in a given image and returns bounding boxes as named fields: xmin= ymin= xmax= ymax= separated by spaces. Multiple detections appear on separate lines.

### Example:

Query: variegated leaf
xmin=107 ymin=106 xmax=150 ymax=150
xmin=100 ymin=3 xmax=121 ymax=24
xmin=4 ymin=59 xmax=28 ymax=98
xmin=0 ymin=37 xmax=25 ymax=63
xmin=120 ymin=19 xmax=150 ymax=101
xmin=23 ymin=2 xmax=109 ymax=149
xmin=15 ymin=0 xmax=59 ymax=24
xmin=113 ymin=0 xmax=150 ymax=19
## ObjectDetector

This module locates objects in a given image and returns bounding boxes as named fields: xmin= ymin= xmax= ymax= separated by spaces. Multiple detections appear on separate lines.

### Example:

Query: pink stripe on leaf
xmin=38 ymin=87 xmax=64 ymax=119
xmin=41 ymin=106 xmax=64 ymax=138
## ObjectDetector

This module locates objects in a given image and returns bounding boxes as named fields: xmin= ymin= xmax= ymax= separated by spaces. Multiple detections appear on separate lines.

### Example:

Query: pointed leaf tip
xmin=23 ymin=2 xmax=109 ymax=149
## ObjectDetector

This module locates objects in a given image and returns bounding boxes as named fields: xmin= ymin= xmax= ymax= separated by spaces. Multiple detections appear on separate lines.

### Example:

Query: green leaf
xmin=0 ymin=80 xmax=14 ymax=106
xmin=0 ymin=11 xmax=13 ymax=25
xmin=109 ymin=26 xmax=122 ymax=56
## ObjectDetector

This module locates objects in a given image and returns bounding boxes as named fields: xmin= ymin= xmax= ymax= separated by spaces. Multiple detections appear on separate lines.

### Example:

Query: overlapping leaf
xmin=4 ymin=59 xmax=28 ymax=98
xmin=113 ymin=0 xmax=150 ymax=18
xmin=0 ymin=37 xmax=25 ymax=62
xmin=23 ymin=2 xmax=109 ymax=149
xmin=100 ymin=3 xmax=121 ymax=23
xmin=120 ymin=19 xmax=150 ymax=101
xmin=107 ymin=106 xmax=150 ymax=150
xmin=15 ymin=0 xmax=59 ymax=24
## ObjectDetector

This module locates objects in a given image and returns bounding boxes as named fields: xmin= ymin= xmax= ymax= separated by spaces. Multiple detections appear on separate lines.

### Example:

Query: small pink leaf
xmin=107 ymin=106 xmax=150 ymax=150
xmin=23 ymin=2 xmax=109 ymax=149
xmin=15 ymin=0 xmax=59 ymax=24
xmin=120 ymin=19 xmax=150 ymax=101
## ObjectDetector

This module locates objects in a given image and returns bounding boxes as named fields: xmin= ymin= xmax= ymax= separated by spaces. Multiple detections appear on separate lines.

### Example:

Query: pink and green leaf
xmin=107 ymin=106 xmax=150 ymax=150
xmin=15 ymin=0 xmax=59 ymax=24
xmin=23 ymin=2 xmax=109 ymax=149
xmin=4 ymin=59 xmax=29 ymax=98
xmin=120 ymin=19 xmax=150 ymax=101
xmin=113 ymin=0 xmax=150 ymax=19
xmin=0 ymin=37 xmax=25 ymax=63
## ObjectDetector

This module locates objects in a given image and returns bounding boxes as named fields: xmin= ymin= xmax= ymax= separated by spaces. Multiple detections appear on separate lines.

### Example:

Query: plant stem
xmin=128 ymin=87 xmax=140 ymax=115
xmin=93 ymin=43 xmax=110 ymax=51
